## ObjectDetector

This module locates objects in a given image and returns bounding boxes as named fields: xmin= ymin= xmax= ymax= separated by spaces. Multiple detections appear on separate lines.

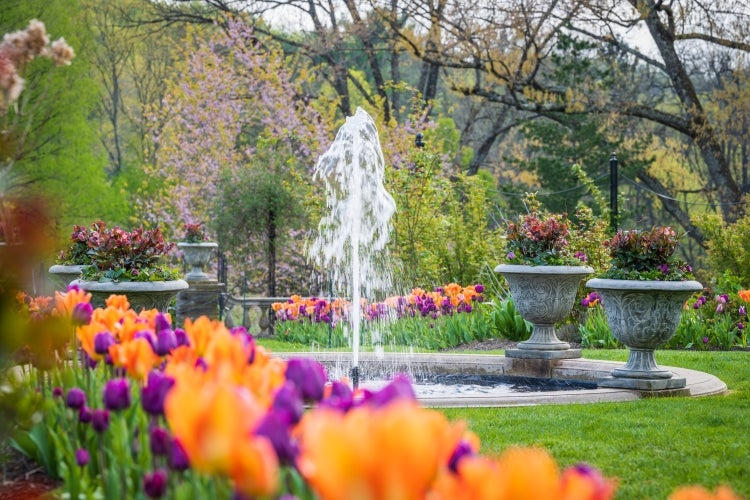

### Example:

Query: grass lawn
xmin=259 ymin=339 xmax=750 ymax=499
xmin=446 ymin=349 xmax=750 ymax=500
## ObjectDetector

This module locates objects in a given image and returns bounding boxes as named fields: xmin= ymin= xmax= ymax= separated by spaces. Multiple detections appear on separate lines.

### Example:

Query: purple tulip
xmin=285 ymin=358 xmax=327 ymax=402
xmin=71 ymin=302 xmax=93 ymax=326
xmin=94 ymin=331 xmax=116 ymax=355
xmin=738 ymin=322 xmax=745 ymax=330
xmin=716 ymin=303 xmax=724 ymax=314
xmin=475 ymin=284 xmax=485 ymax=293
xmin=75 ymin=448 xmax=90 ymax=467
xmin=230 ymin=326 xmax=250 ymax=338
xmin=141 ymin=370 xmax=175 ymax=416
xmin=143 ymin=469 xmax=168 ymax=498
xmin=174 ymin=328 xmax=190 ymax=348
xmin=739 ymin=305 xmax=747 ymax=317
xmin=79 ymin=406 xmax=93 ymax=424
xmin=271 ymin=382 xmax=304 ymax=424
xmin=362 ymin=375 xmax=416 ymax=408
xmin=506 ymin=251 xmax=516 ymax=260
xmin=448 ymin=440 xmax=475 ymax=472
xmin=66 ymin=387 xmax=86 ymax=410
xmin=702 ymin=336 xmax=710 ymax=344
xmin=103 ymin=378 xmax=131 ymax=411
xmin=154 ymin=329 xmax=177 ymax=356
xmin=319 ymin=380 xmax=353 ymax=413
xmin=134 ymin=330 xmax=156 ymax=349
xmin=154 ymin=313 xmax=171 ymax=333
xmin=150 ymin=426 xmax=170 ymax=456
xmin=52 ymin=387 xmax=63 ymax=399
xmin=253 ymin=410 xmax=298 ymax=465
xmin=82 ymin=352 xmax=98 ymax=370
xmin=92 ymin=409 xmax=110 ymax=433
xmin=168 ymin=438 xmax=190 ymax=471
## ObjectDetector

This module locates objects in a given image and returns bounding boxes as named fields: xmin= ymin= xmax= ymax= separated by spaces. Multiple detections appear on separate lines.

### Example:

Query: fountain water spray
xmin=308 ymin=108 xmax=396 ymax=389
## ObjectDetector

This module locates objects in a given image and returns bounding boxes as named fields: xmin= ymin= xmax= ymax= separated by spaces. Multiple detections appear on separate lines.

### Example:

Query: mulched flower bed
xmin=0 ymin=448 xmax=60 ymax=500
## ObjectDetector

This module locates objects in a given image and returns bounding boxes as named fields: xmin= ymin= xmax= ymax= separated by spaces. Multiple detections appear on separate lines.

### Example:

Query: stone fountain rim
xmin=274 ymin=351 xmax=728 ymax=408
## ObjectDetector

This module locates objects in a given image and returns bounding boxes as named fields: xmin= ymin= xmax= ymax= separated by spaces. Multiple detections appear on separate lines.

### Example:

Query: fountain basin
xmin=274 ymin=352 xmax=727 ymax=408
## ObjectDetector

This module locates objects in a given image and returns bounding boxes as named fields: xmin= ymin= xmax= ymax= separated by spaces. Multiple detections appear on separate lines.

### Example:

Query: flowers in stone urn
xmin=600 ymin=226 xmax=694 ymax=281
xmin=504 ymin=196 xmax=591 ymax=266
xmin=182 ymin=222 xmax=207 ymax=243
xmin=56 ymin=224 xmax=95 ymax=266
xmin=177 ymin=221 xmax=217 ymax=281
xmin=78 ymin=221 xmax=179 ymax=283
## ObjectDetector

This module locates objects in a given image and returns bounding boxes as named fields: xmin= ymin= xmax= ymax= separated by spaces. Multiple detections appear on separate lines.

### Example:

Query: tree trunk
xmin=636 ymin=0 xmax=743 ymax=222
xmin=267 ymin=208 xmax=277 ymax=297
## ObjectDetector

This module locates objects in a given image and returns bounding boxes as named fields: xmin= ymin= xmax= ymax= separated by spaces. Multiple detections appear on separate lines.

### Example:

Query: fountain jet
xmin=308 ymin=108 xmax=396 ymax=389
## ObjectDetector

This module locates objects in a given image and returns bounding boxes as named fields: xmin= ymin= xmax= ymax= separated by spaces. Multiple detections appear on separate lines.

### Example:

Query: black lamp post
xmin=609 ymin=152 xmax=618 ymax=232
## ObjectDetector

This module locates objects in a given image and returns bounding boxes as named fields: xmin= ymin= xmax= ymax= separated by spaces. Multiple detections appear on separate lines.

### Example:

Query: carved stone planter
xmin=177 ymin=242 xmax=218 ymax=281
xmin=48 ymin=264 xmax=86 ymax=291
xmin=586 ymin=278 xmax=702 ymax=389
xmin=72 ymin=279 xmax=189 ymax=312
xmin=495 ymin=264 xmax=593 ymax=359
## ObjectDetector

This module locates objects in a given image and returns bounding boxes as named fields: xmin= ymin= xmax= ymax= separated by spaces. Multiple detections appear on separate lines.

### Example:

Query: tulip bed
xmin=6 ymin=287 xmax=745 ymax=499
xmin=271 ymin=284 xmax=495 ymax=350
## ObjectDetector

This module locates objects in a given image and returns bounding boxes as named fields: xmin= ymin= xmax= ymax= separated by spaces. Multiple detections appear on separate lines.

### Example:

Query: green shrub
xmin=486 ymin=298 xmax=532 ymax=341
xmin=694 ymin=211 xmax=750 ymax=287
xmin=578 ymin=304 xmax=620 ymax=349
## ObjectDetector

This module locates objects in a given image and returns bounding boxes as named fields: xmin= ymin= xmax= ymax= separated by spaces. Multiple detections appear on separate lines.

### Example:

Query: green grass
xmin=259 ymin=340 xmax=750 ymax=498
xmin=444 ymin=349 xmax=750 ymax=500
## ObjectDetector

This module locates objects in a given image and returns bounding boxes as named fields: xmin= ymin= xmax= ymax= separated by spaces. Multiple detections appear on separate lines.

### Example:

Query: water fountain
xmin=308 ymin=107 xmax=396 ymax=388
xmin=295 ymin=108 xmax=727 ymax=405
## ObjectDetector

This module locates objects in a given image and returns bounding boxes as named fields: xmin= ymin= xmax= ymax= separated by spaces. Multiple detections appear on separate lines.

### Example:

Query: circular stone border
xmin=274 ymin=352 xmax=728 ymax=408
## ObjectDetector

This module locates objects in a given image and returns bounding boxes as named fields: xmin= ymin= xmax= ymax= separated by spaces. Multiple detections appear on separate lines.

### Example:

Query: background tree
xmin=1 ymin=1 xmax=132 ymax=242
xmin=400 ymin=0 xmax=749 ymax=243
xmin=138 ymin=15 xmax=331 ymax=293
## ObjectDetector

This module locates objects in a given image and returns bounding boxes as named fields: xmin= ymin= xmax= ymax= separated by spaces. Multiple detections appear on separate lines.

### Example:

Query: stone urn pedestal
xmin=72 ymin=279 xmax=189 ymax=313
xmin=48 ymin=264 xmax=86 ymax=291
xmin=177 ymin=242 xmax=218 ymax=281
xmin=586 ymin=278 xmax=702 ymax=391
xmin=495 ymin=264 xmax=593 ymax=360
xmin=175 ymin=280 xmax=225 ymax=327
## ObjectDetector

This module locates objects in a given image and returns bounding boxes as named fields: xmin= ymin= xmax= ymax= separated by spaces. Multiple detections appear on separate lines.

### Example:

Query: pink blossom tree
xmin=138 ymin=16 xmax=333 ymax=294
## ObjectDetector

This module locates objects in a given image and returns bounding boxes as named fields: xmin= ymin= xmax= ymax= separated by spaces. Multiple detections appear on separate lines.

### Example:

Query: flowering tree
xmin=138 ymin=16 xmax=334 ymax=293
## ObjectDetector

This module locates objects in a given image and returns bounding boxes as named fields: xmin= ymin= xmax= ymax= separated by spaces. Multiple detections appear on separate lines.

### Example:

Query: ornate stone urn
xmin=48 ymin=264 xmax=86 ymax=291
xmin=71 ymin=279 xmax=189 ymax=312
xmin=495 ymin=264 xmax=593 ymax=359
xmin=586 ymin=278 xmax=702 ymax=389
xmin=177 ymin=242 xmax=218 ymax=281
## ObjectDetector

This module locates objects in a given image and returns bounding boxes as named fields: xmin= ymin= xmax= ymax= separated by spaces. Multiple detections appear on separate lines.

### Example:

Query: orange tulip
xmin=164 ymin=376 xmax=278 ymax=497
xmin=669 ymin=485 xmax=742 ymax=500
xmin=560 ymin=464 xmax=617 ymax=500
xmin=105 ymin=294 xmax=130 ymax=311
xmin=491 ymin=447 xmax=561 ymax=499
xmin=229 ymin=437 xmax=280 ymax=498
xmin=738 ymin=290 xmax=750 ymax=303
xmin=296 ymin=401 xmax=465 ymax=500
xmin=109 ymin=337 xmax=160 ymax=382
xmin=183 ymin=316 xmax=226 ymax=356
xmin=54 ymin=287 xmax=91 ymax=316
